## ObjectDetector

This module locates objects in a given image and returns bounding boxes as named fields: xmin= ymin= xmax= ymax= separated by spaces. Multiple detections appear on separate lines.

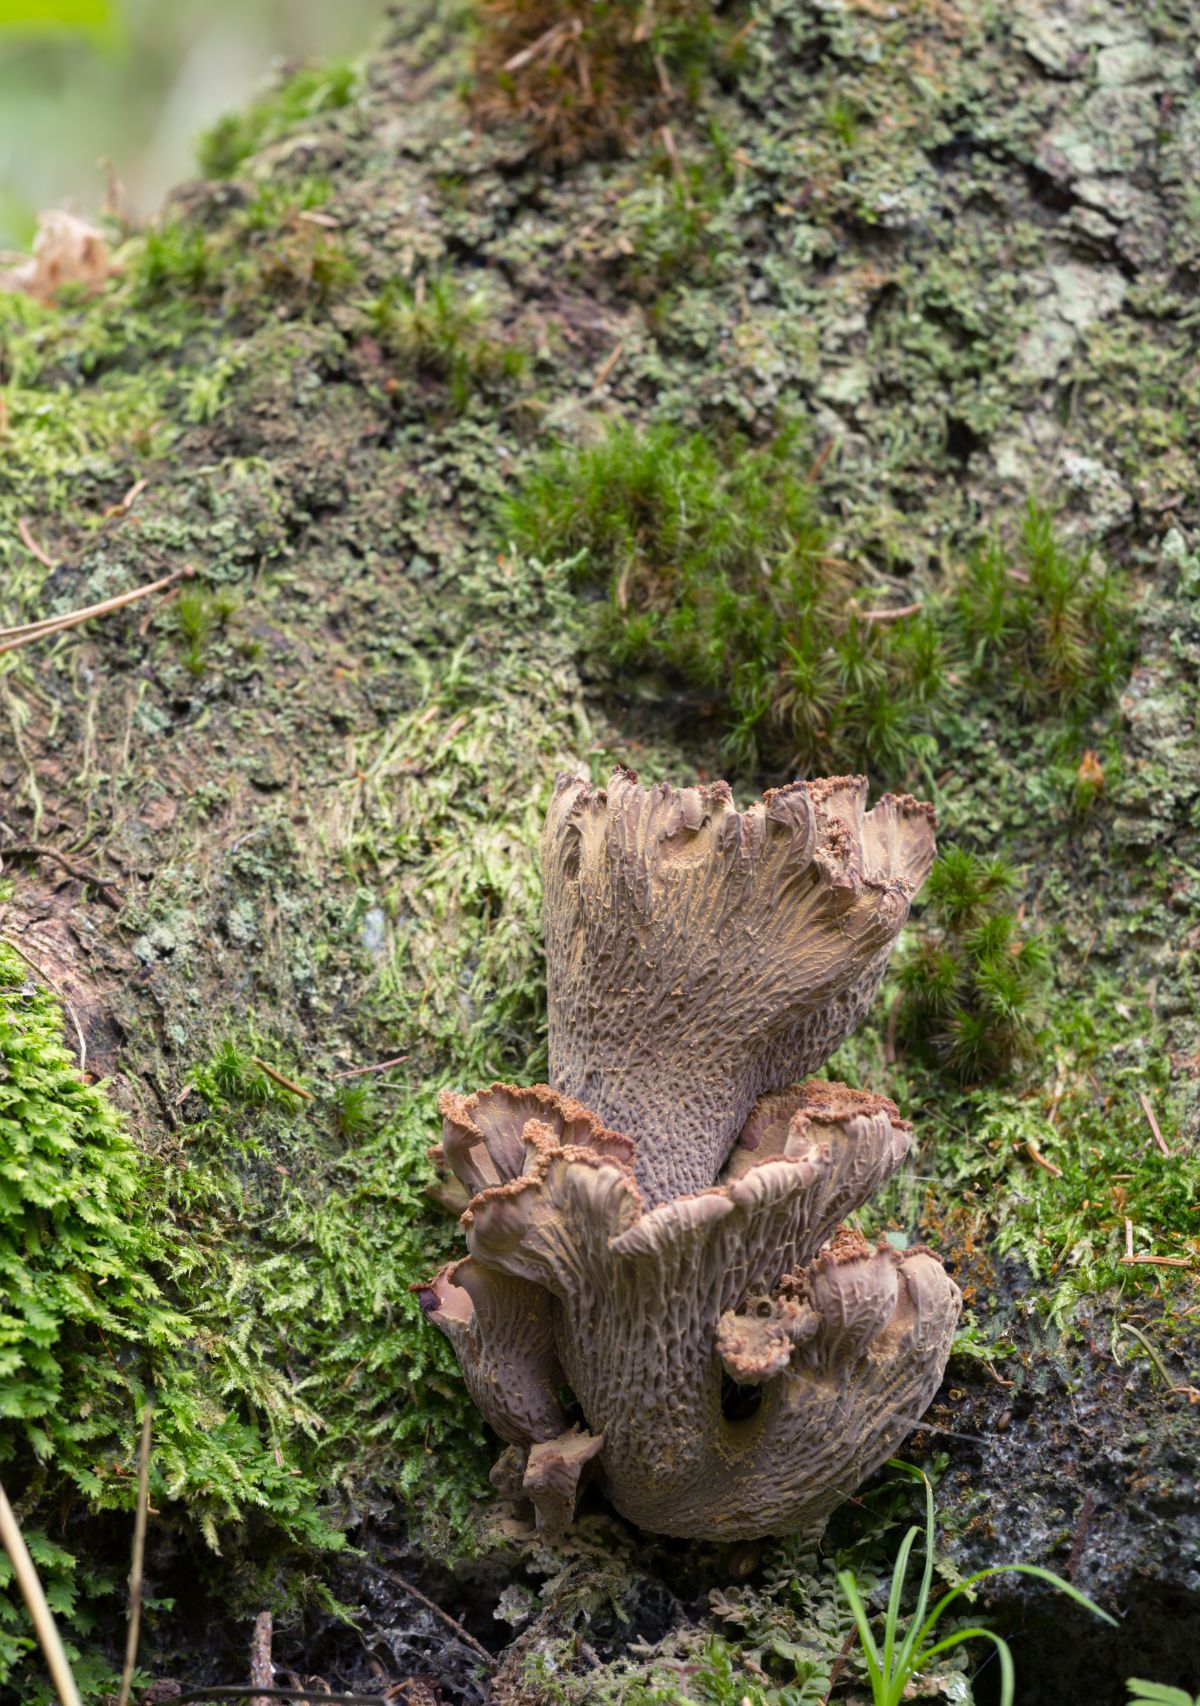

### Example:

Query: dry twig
xmin=590 ymin=341 xmax=624 ymax=392
xmin=249 ymin=1610 xmax=274 ymax=1706
xmin=1024 ymin=1139 xmax=1062 ymax=1178
xmin=364 ymin=1560 xmax=495 ymax=1666
xmin=16 ymin=517 xmax=55 ymax=569
xmin=0 ymin=1477 xmax=84 ymax=1706
xmin=1138 ymin=1090 xmax=1170 ymax=1158
xmin=331 ymin=1054 xmax=411 ymax=1080
xmin=0 ymin=838 xmax=122 ymax=908
xmin=857 ymin=601 xmax=922 ymax=623
xmin=116 ymin=1404 xmax=153 ymax=1706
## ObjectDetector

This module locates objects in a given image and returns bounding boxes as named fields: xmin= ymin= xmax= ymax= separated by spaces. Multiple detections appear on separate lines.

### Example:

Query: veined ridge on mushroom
xmin=417 ymin=768 xmax=960 ymax=1542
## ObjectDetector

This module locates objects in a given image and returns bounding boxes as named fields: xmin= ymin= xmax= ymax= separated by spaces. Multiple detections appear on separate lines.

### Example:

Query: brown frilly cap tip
xmin=541 ymin=768 xmax=936 ymax=1204
xmin=422 ymin=1077 xmax=959 ymax=1540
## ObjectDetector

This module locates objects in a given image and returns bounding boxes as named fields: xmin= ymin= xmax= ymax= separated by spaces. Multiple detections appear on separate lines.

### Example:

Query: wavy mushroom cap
xmin=422 ymin=1077 xmax=958 ymax=1539
xmin=542 ymin=768 xmax=936 ymax=1203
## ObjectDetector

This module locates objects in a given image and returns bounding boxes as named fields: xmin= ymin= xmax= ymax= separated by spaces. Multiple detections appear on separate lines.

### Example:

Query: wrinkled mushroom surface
xmin=418 ymin=769 xmax=958 ymax=1542
xmin=422 ymin=1079 xmax=959 ymax=1540
xmin=542 ymin=769 xmax=936 ymax=1204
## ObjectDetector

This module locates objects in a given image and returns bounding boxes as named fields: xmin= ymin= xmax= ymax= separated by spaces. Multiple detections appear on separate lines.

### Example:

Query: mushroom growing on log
xmin=417 ymin=769 xmax=960 ymax=1542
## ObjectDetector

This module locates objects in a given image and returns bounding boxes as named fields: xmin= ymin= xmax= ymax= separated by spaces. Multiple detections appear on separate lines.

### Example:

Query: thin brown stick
xmin=0 ymin=840 xmax=122 ymax=908
xmin=251 ymin=1057 xmax=314 ymax=1100
xmin=139 ymin=583 xmax=183 ymax=637
xmin=805 ymin=438 xmax=836 ymax=483
xmin=659 ymin=125 xmax=689 ymax=200
xmin=250 ymin=1609 xmax=274 ymax=1706
xmin=504 ymin=18 xmax=573 ymax=71
xmin=1 ymin=934 xmax=87 ymax=1073
xmin=331 ymin=1054 xmax=411 ymax=1080
xmin=364 ymin=1561 xmax=494 ymax=1666
xmin=116 ymin=1403 xmax=153 ymax=1706
xmin=17 ymin=517 xmax=55 ymax=569
xmin=103 ymin=477 xmax=148 ymax=519
xmin=1124 ymin=1216 xmax=1134 ymax=1260
xmin=1138 ymin=1091 xmax=1170 ymax=1158
xmin=0 ymin=1478 xmax=84 ymax=1706
xmin=0 ymin=564 xmax=195 ymax=651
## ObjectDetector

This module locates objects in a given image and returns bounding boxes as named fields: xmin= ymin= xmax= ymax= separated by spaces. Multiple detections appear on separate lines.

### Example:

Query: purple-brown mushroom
xmin=542 ymin=769 xmax=936 ymax=1204
xmin=417 ymin=769 xmax=960 ymax=1543
xmin=422 ymin=1078 xmax=959 ymax=1539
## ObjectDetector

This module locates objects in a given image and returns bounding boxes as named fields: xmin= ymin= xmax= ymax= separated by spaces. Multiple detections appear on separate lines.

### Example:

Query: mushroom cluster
xmin=417 ymin=769 xmax=960 ymax=1542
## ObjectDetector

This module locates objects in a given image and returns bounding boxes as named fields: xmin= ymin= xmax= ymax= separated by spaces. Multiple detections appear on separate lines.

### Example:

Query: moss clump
xmin=897 ymin=849 xmax=1049 ymax=1084
xmin=0 ymin=947 xmax=488 ymax=1694
xmin=956 ymin=502 xmax=1130 ymax=718
xmin=0 ymin=940 xmax=185 ymax=1693
xmin=502 ymin=420 xmax=946 ymax=777
xmin=471 ymin=0 xmax=724 ymax=163
xmin=197 ymin=60 xmax=360 ymax=180
xmin=126 ymin=191 xmax=358 ymax=328
xmin=366 ymin=272 xmax=527 ymax=412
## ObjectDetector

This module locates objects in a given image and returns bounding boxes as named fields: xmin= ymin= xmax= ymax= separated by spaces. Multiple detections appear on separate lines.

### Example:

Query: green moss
xmin=0 ymin=949 xmax=488 ymax=1695
xmin=955 ymin=502 xmax=1130 ymax=718
xmin=365 ymin=273 xmax=527 ymax=412
xmin=0 ymin=940 xmax=184 ymax=1694
xmin=897 ymin=850 xmax=1049 ymax=1083
xmin=197 ymin=60 xmax=360 ymax=180
xmin=502 ymin=420 xmax=947 ymax=778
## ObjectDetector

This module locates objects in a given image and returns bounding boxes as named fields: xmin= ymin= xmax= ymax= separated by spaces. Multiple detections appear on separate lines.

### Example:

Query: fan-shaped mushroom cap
xmin=425 ymin=1078 xmax=959 ymax=1541
xmin=414 ymin=1257 xmax=567 ymax=1446
xmin=542 ymin=769 xmax=936 ymax=1204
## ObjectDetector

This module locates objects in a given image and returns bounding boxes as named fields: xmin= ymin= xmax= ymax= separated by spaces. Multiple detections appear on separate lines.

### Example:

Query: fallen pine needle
xmin=1119 ymin=1254 xmax=1192 ymax=1268
xmin=332 ymin=1053 xmax=411 ymax=1080
xmin=590 ymin=341 xmax=624 ymax=392
xmin=0 ymin=564 xmax=195 ymax=652
xmin=1138 ymin=1090 xmax=1170 ymax=1158
xmin=1125 ymin=1217 xmax=1134 ymax=1260
xmin=251 ymin=1057 xmax=314 ymax=1100
xmin=104 ymin=477 xmax=148 ymax=520
xmin=857 ymin=601 xmax=922 ymax=623
xmin=17 ymin=517 xmax=55 ymax=569
xmin=1025 ymin=1139 xmax=1062 ymax=1177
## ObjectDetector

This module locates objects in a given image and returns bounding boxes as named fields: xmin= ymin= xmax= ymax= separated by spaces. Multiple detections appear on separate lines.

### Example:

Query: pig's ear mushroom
xmin=542 ymin=768 xmax=936 ymax=1203
xmin=413 ymin=1258 xmax=567 ymax=1448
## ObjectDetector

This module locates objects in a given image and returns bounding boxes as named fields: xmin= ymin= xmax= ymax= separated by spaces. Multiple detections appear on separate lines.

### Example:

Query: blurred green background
xmin=0 ymin=0 xmax=383 ymax=249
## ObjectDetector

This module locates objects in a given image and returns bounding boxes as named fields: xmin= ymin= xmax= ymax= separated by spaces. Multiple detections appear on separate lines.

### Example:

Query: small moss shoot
xmin=366 ymin=272 xmax=526 ymax=411
xmin=956 ymin=501 xmax=1130 ymax=718
xmin=197 ymin=61 xmax=360 ymax=180
xmin=897 ymin=849 xmax=1050 ymax=1083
